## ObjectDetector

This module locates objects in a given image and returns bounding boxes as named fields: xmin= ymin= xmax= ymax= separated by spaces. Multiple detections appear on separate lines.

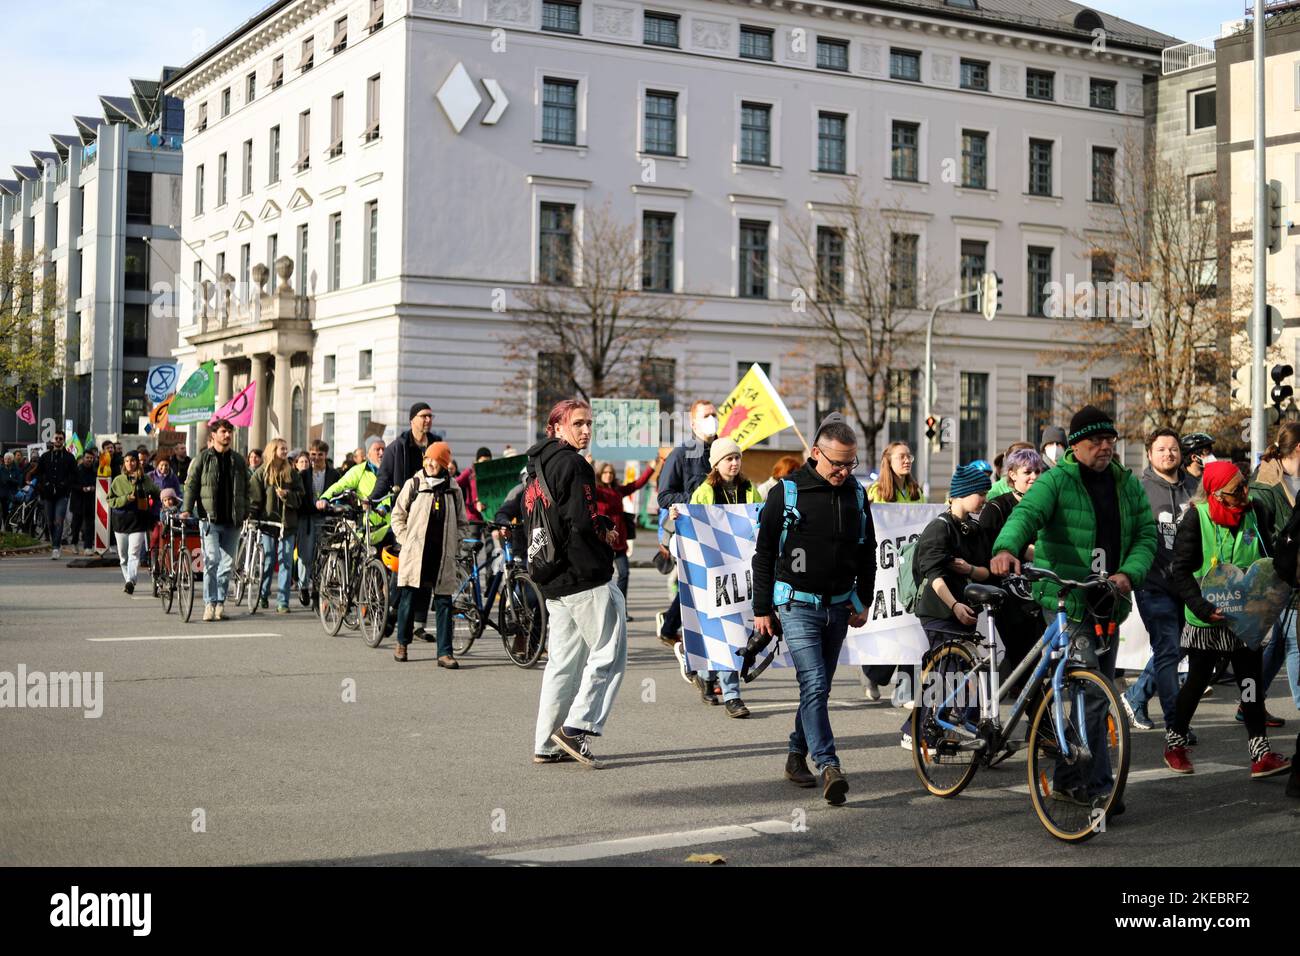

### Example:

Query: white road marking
xmin=490 ymin=819 xmax=792 ymax=863
xmin=88 ymin=633 xmax=282 ymax=642
xmin=1004 ymin=761 xmax=1240 ymax=795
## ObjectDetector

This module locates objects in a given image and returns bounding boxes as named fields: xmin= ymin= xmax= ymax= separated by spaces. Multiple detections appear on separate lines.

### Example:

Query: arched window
xmin=1074 ymin=10 xmax=1104 ymax=32
xmin=291 ymin=385 xmax=305 ymax=449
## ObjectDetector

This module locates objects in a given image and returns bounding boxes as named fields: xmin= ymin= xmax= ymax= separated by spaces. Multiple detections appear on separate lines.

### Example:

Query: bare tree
xmin=493 ymin=203 xmax=696 ymax=420
xmin=0 ymin=240 xmax=64 ymax=410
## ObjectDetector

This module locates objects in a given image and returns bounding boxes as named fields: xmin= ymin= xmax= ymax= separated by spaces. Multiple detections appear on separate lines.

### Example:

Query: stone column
xmin=249 ymin=353 xmax=268 ymax=449
xmin=216 ymin=359 xmax=233 ymax=406
xmin=271 ymin=352 xmax=293 ymax=442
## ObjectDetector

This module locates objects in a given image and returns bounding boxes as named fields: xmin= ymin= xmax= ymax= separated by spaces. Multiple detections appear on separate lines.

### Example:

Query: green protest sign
xmin=473 ymin=455 xmax=527 ymax=521
xmin=590 ymin=398 xmax=660 ymax=460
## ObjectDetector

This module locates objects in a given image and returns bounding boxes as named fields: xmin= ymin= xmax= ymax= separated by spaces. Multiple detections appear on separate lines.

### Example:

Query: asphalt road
xmin=2 ymin=550 xmax=1298 ymax=867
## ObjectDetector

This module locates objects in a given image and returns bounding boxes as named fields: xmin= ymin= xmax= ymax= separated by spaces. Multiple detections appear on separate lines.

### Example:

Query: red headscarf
xmin=1203 ymin=461 xmax=1246 ymax=528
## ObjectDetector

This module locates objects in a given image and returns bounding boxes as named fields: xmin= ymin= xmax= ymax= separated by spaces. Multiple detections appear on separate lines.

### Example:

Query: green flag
xmin=169 ymin=361 xmax=217 ymax=424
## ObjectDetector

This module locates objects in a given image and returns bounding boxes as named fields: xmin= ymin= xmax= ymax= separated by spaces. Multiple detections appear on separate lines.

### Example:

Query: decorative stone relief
xmin=1125 ymin=83 xmax=1143 ymax=113
xmin=999 ymin=64 xmax=1019 ymax=94
xmin=692 ymin=19 xmax=732 ymax=53
xmin=1063 ymin=73 xmax=1083 ymax=104
xmin=486 ymin=0 xmax=531 ymax=25
xmin=592 ymin=4 xmax=634 ymax=38
xmin=931 ymin=53 xmax=954 ymax=84
xmin=859 ymin=42 xmax=883 ymax=77
xmin=414 ymin=0 xmax=462 ymax=15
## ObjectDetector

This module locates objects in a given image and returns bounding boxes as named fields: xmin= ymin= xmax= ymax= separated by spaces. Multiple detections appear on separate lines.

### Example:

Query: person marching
xmin=1162 ymin=462 xmax=1292 ymax=779
xmin=181 ymin=418 xmax=251 ymax=621
xmin=595 ymin=459 xmax=656 ymax=609
xmin=248 ymin=438 xmax=302 ymax=613
xmin=107 ymin=451 xmax=160 ymax=594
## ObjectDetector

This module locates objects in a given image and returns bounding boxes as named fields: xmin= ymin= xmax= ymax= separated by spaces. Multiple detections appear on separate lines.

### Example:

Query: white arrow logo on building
xmin=436 ymin=62 xmax=509 ymax=133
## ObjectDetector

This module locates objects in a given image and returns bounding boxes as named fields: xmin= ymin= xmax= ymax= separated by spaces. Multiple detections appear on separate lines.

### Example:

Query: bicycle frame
xmin=454 ymin=533 xmax=520 ymax=631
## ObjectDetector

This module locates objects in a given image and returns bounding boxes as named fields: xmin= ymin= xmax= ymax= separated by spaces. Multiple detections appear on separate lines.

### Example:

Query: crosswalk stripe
xmin=489 ymin=819 xmax=792 ymax=863
xmin=88 ymin=633 xmax=282 ymax=642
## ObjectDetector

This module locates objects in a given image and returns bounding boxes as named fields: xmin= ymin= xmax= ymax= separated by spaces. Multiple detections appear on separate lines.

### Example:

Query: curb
xmin=0 ymin=544 xmax=51 ymax=557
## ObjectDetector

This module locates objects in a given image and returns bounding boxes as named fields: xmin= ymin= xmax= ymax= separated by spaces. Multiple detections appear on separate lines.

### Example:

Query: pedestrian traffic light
xmin=925 ymin=415 xmax=938 ymax=440
xmin=1232 ymin=365 xmax=1250 ymax=404
xmin=1271 ymin=363 xmax=1294 ymax=411
xmin=978 ymin=272 xmax=1003 ymax=321
xmin=1268 ymin=179 xmax=1285 ymax=255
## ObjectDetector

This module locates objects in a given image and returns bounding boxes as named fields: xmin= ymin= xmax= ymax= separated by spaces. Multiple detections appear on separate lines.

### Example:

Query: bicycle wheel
xmin=231 ymin=533 xmax=249 ymax=607
xmin=500 ymin=572 xmax=548 ymax=668
xmin=177 ymin=550 xmax=195 ymax=622
xmin=246 ymin=536 xmax=265 ymax=614
xmin=911 ymin=642 xmax=983 ymax=798
xmin=318 ymin=550 xmax=347 ymax=636
xmin=357 ymin=559 xmax=389 ymax=648
xmin=1026 ymin=668 xmax=1129 ymax=843
xmin=159 ymin=542 xmax=176 ymax=614
xmin=451 ymin=585 xmax=483 ymax=654
xmin=32 ymin=506 xmax=47 ymax=542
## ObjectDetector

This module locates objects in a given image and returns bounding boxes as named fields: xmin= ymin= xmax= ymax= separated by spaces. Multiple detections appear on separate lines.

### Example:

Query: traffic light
xmin=1268 ymin=179 xmax=1284 ymax=255
xmin=1271 ymin=364 xmax=1294 ymax=413
xmin=1232 ymin=364 xmax=1251 ymax=405
xmin=925 ymin=415 xmax=938 ymax=440
xmin=978 ymin=271 xmax=1003 ymax=321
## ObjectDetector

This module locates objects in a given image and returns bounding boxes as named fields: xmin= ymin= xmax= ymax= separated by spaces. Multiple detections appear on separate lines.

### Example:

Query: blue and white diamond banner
xmin=674 ymin=502 xmax=946 ymax=672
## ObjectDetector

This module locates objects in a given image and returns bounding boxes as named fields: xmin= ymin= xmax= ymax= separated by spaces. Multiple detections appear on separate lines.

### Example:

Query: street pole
xmin=1253 ymin=2 xmax=1268 ymax=461
xmin=919 ymin=289 xmax=977 ymax=500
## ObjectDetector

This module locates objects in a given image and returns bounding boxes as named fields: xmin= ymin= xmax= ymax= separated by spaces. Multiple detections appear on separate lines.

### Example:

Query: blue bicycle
xmin=449 ymin=522 xmax=547 ymax=668
xmin=910 ymin=564 xmax=1130 ymax=842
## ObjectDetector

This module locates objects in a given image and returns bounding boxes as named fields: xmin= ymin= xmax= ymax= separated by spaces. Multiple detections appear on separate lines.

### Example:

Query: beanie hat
xmin=949 ymin=462 xmax=992 ymax=499
xmin=709 ymin=438 xmax=743 ymax=469
xmin=409 ymin=401 xmax=433 ymax=422
xmin=1040 ymin=426 xmax=1067 ymax=447
xmin=1067 ymin=406 xmax=1118 ymax=445
xmin=425 ymin=441 xmax=453 ymax=468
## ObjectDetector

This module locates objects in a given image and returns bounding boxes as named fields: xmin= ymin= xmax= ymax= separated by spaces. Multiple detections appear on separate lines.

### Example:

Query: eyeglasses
xmin=892 ymin=453 xmax=915 ymax=462
xmin=816 ymin=445 xmax=858 ymax=473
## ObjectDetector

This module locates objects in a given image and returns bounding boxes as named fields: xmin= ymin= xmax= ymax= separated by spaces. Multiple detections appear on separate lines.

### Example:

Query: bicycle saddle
xmin=963 ymin=583 xmax=1006 ymax=610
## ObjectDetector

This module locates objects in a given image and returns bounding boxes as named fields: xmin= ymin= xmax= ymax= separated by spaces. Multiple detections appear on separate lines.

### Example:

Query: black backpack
xmin=523 ymin=458 xmax=566 ymax=585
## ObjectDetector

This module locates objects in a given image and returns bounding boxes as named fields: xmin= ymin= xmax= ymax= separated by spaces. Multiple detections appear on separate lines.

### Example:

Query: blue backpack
xmin=767 ymin=477 xmax=868 ymax=609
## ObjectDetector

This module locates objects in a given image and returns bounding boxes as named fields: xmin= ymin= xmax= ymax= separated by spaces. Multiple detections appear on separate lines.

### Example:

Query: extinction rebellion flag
xmin=168 ymin=361 xmax=217 ymax=424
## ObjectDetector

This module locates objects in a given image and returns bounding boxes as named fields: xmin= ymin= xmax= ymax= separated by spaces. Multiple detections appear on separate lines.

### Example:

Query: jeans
xmin=396 ymin=586 xmax=453 ymax=656
xmin=199 ymin=520 xmax=240 ymax=606
xmin=613 ymin=552 xmax=629 ymax=599
xmin=659 ymin=592 xmax=681 ymax=638
xmin=43 ymin=495 xmax=69 ymax=546
xmin=533 ymin=581 xmax=628 ymax=755
xmin=296 ymin=514 xmax=320 ymax=592
xmin=1262 ymin=604 xmax=1300 ymax=711
xmin=1126 ymin=589 xmax=1186 ymax=728
xmin=1052 ymin=617 xmax=1118 ymax=798
xmin=68 ymin=508 xmax=95 ymax=550
xmin=781 ymin=602 xmax=851 ymax=771
xmin=700 ymin=669 xmax=743 ymax=702
xmin=114 ymin=531 xmax=147 ymax=584
xmin=260 ymin=532 xmax=295 ymax=608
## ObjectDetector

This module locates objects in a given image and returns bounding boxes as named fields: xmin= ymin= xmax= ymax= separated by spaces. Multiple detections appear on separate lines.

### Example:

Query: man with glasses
xmin=297 ymin=439 xmax=340 ymax=605
xmin=34 ymin=432 xmax=78 ymax=559
xmin=751 ymin=413 xmax=877 ymax=805
xmin=371 ymin=402 xmax=441 ymax=502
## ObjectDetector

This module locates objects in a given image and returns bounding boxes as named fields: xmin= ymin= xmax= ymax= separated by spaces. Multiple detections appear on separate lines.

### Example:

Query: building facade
xmin=168 ymin=0 xmax=1173 ymax=482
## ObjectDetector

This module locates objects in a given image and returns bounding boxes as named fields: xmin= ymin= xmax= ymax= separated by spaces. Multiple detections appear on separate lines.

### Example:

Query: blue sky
xmin=0 ymin=1 xmax=1246 ymax=180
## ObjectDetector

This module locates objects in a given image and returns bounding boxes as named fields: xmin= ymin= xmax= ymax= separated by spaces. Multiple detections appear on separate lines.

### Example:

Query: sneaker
xmin=276 ymin=605 xmax=289 ymax=614
xmin=202 ymin=604 xmax=215 ymax=622
xmin=1050 ymin=786 xmax=1090 ymax=807
xmin=298 ymin=587 xmax=311 ymax=607
xmin=821 ymin=766 xmax=849 ymax=806
xmin=1201 ymin=684 xmax=1213 ymax=698
xmin=414 ymin=626 xmax=434 ymax=643
xmin=626 ymin=613 xmax=635 ymax=622
xmin=259 ymin=596 xmax=269 ymax=609
xmin=672 ymin=641 xmax=691 ymax=684
xmin=693 ymin=673 xmax=719 ymax=705
xmin=724 ymin=699 xmax=750 ymax=719
xmin=532 ymin=751 xmax=576 ymax=765
xmin=51 ymin=548 xmax=61 ymax=560
xmin=549 ymin=728 xmax=602 ymax=769
xmin=1164 ymin=746 xmax=1194 ymax=774
xmin=213 ymin=604 xmax=225 ymax=621
xmin=1121 ymin=693 xmax=1154 ymax=731
xmin=656 ymin=610 xmax=666 ymax=636
xmin=1251 ymin=752 xmax=1292 ymax=778
xmin=393 ymin=643 xmax=408 ymax=662
xmin=124 ymin=582 xmax=134 ymax=595
xmin=863 ymin=677 xmax=881 ymax=701
xmin=784 ymin=752 xmax=816 ymax=788
xmin=1237 ymin=704 xmax=1287 ymax=728
xmin=900 ymin=733 xmax=914 ymax=751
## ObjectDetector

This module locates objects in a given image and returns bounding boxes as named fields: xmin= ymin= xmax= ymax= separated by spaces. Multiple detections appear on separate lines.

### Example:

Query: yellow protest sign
xmin=717 ymin=364 xmax=796 ymax=450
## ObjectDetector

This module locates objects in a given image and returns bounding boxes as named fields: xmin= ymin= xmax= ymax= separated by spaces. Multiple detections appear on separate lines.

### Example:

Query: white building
xmin=167 ymin=0 xmax=1172 ymax=482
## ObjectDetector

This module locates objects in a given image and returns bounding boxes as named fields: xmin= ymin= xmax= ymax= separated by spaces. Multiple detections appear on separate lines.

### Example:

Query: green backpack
xmin=897 ymin=513 xmax=957 ymax=615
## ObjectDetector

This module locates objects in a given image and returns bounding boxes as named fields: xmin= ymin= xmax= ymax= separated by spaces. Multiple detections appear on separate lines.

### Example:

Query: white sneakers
xmin=203 ymin=604 xmax=215 ymax=622
xmin=863 ymin=677 xmax=881 ymax=701
xmin=213 ymin=604 xmax=225 ymax=621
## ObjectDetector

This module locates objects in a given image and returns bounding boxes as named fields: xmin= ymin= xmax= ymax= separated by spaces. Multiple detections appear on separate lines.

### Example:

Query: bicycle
xmin=228 ymin=518 xmax=285 ymax=614
xmin=154 ymin=511 xmax=199 ymax=621
xmin=449 ymin=522 xmax=547 ymax=668
xmin=315 ymin=493 xmax=389 ymax=645
xmin=909 ymin=564 xmax=1131 ymax=843
xmin=7 ymin=492 xmax=47 ymax=541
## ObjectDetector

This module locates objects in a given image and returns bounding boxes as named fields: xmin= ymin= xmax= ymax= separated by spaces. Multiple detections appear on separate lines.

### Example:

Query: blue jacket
xmin=656 ymin=437 xmax=713 ymax=509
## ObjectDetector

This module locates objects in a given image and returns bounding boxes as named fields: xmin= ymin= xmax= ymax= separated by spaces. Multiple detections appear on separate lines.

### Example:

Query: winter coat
xmin=371 ymin=427 xmax=440 ymax=502
xmin=108 ymin=472 xmax=161 ymax=534
xmin=1248 ymin=457 xmax=1296 ymax=545
xmin=147 ymin=468 xmax=183 ymax=522
xmin=391 ymin=469 xmax=467 ymax=594
xmin=913 ymin=511 xmax=986 ymax=623
xmin=298 ymin=465 xmax=342 ymax=518
xmin=69 ymin=463 xmax=98 ymax=517
xmin=597 ymin=465 xmax=656 ymax=553
xmin=248 ymin=468 xmax=304 ymax=534
xmin=525 ymin=437 xmax=615 ymax=599
xmin=0 ymin=463 xmax=22 ymax=501
xmin=656 ymin=438 xmax=712 ymax=508
xmin=1139 ymin=465 xmax=1200 ymax=596
xmin=690 ymin=477 xmax=762 ymax=506
xmin=35 ymin=448 xmax=78 ymax=500
xmin=991 ymin=450 xmax=1156 ymax=624
xmin=182 ymin=447 xmax=250 ymax=525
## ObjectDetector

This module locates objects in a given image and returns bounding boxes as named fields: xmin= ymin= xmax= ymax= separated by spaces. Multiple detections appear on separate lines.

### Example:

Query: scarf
xmin=1203 ymin=461 xmax=1245 ymax=528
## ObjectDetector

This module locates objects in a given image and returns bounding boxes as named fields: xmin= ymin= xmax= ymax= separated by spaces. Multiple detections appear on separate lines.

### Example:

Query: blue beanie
xmin=950 ymin=462 xmax=992 ymax=499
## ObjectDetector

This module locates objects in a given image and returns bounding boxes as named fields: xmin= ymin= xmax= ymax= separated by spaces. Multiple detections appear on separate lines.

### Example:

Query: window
xmin=542 ymin=78 xmax=578 ymax=145
xmin=194 ymin=165 xmax=204 ymax=215
xmin=329 ymin=213 xmax=342 ymax=291
xmin=644 ymin=12 xmax=679 ymax=47
xmin=890 ymin=48 xmax=921 ymax=82
xmin=328 ymin=93 xmax=344 ymax=158
xmin=269 ymin=126 xmax=280 ymax=183
xmin=738 ymin=220 xmax=769 ymax=299
xmin=300 ymin=36 xmax=315 ymax=73
xmin=640 ymin=358 xmax=676 ymax=438
xmin=1026 ymin=376 xmax=1054 ymax=447
xmin=296 ymin=224 xmax=309 ymax=296
xmin=123 ymin=304 xmax=149 ymax=357
xmin=890 ymin=233 xmax=918 ymax=308
xmin=818 ymin=37 xmax=850 ymax=72
xmin=816 ymin=227 xmax=845 ymax=302
xmin=126 ymin=171 xmax=151 ymax=224
xmin=359 ymin=349 xmax=373 ymax=380
xmin=539 ymin=202 xmax=574 ymax=284
xmin=324 ymin=354 xmax=336 ymax=384
xmin=815 ymin=365 xmax=846 ymax=425
xmin=1092 ymin=147 xmax=1116 ymax=203
xmin=961 ymin=130 xmax=987 ymax=189
xmin=643 ymin=91 xmax=677 ymax=156
xmin=121 ymin=372 xmax=147 ymax=434
xmin=542 ymin=0 xmax=580 ymax=34
xmin=1189 ymin=173 xmax=1215 ymax=215
xmin=1190 ymin=88 xmax=1216 ymax=130
xmin=740 ymin=102 xmax=771 ymax=165
xmin=946 ymin=0 xmax=978 ymax=8
xmin=1091 ymin=378 xmax=1116 ymax=418
xmin=296 ymin=110 xmax=311 ymax=171
xmin=958 ymin=372 xmax=988 ymax=464
xmin=323 ymin=412 xmax=335 ymax=450
xmin=163 ymin=96 xmax=184 ymax=137
xmin=365 ymin=201 xmax=379 ymax=283
xmin=267 ymin=234 xmax=278 ymax=273
xmin=332 ymin=16 xmax=348 ymax=54
xmin=1026 ymin=69 xmax=1054 ymax=101
xmin=740 ymin=25 xmax=773 ymax=60
xmin=891 ymin=121 xmax=919 ymax=181
xmin=125 ymin=237 xmax=148 ymax=291
xmin=271 ymin=55 xmax=284 ymax=90
xmin=1091 ymin=251 xmax=1114 ymax=318
xmin=887 ymin=369 xmax=918 ymax=445
xmin=357 ymin=410 xmax=371 ymax=444
xmin=221 ymin=87 xmax=231 ymax=117
xmin=215 ymin=253 xmax=225 ymax=287
xmin=246 ymin=72 xmax=257 ymax=104
xmin=960 ymin=240 xmax=986 ymax=312
xmin=217 ymin=153 xmax=228 ymax=206
xmin=291 ymin=386 xmax=305 ymax=448
xmin=366 ymin=0 xmax=384 ymax=33
xmin=641 ymin=211 xmax=674 ymax=292
xmin=536 ymin=352 xmax=574 ymax=439
xmin=196 ymin=102 xmax=208 ymax=133
xmin=365 ymin=75 xmax=381 ymax=142
xmin=192 ymin=261 xmax=203 ymax=314
xmin=817 ymin=112 xmax=847 ymax=174
xmin=960 ymin=59 xmax=988 ymax=91
xmin=239 ymin=243 xmax=251 ymax=305
xmin=1090 ymin=79 xmax=1116 ymax=111
xmin=1027 ymin=246 xmax=1053 ymax=316
xmin=242 ymin=140 xmax=253 ymax=196
xmin=1028 ymin=138 xmax=1053 ymax=196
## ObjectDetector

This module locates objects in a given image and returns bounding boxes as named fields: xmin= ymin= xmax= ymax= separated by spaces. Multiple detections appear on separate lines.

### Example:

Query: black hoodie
xmin=526 ymin=437 xmax=615 ymax=599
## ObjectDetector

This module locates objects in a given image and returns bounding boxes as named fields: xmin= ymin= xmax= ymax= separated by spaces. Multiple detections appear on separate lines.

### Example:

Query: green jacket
xmin=182 ymin=447 xmax=250 ymax=525
xmin=867 ymin=482 xmax=925 ymax=504
xmin=991 ymin=451 xmax=1156 ymax=623
xmin=690 ymin=480 xmax=762 ymax=505
xmin=1247 ymin=458 xmax=1293 ymax=544
xmin=987 ymin=476 xmax=1011 ymax=499
xmin=322 ymin=462 xmax=391 ymax=544
xmin=108 ymin=472 xmax=161 ymax=533
xmin=249 ymin=468 xmax=303 ymax=534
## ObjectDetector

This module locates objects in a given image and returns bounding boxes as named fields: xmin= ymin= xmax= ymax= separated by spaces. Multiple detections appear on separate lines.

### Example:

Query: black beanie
xmin=1067 ymin=405 xmax=1118 ymax=445
xmin=409 ymin=402 xmax=432 ymax=422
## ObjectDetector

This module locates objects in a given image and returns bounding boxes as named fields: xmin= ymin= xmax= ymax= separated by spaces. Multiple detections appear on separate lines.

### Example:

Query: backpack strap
xmin=777 ymin=478 xmax=800 ymax=555
xmin=853 ymin=479 xmax=867 ymax=545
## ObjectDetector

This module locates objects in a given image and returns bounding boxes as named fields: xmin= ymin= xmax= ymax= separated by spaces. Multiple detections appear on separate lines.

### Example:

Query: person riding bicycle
xmin=181 ymin=418 xmax=251 ymax=622
xmin=316 ymin=436 xmax=392 ymax=545
xmin=991 ymin=405 xmax=1156 ymax=814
